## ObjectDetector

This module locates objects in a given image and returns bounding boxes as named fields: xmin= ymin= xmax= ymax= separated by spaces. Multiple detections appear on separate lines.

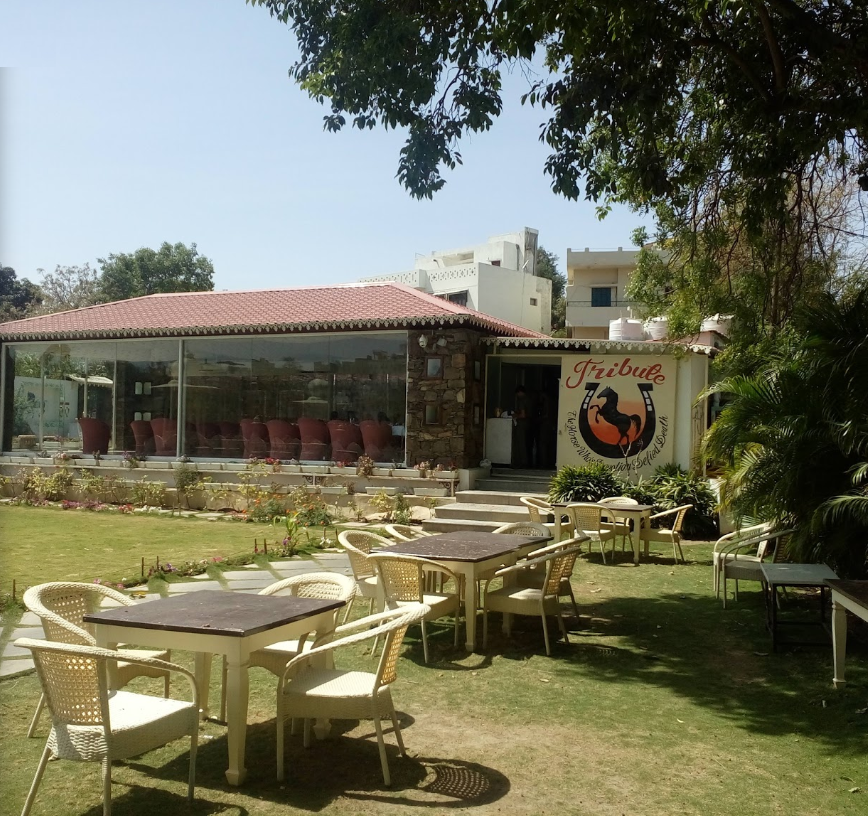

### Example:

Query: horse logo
xmin=578 ymin=382 xmax=657 ymax=459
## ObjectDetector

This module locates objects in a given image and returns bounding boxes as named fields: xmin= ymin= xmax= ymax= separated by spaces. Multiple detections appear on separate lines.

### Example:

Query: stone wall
xmin=405 ymin=328 xmax=487 ymax=469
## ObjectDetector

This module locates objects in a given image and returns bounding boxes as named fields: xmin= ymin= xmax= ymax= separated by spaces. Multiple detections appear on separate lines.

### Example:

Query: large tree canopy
xmin=251 ymin=0 xmax=867 ymax=206
xmin=0 ymin=265 xmax=42 ymax=321
xmin=250 ymin=0 xmax=866 ymax=371
xmin=98 ymin=242 xmax=215 ymax=303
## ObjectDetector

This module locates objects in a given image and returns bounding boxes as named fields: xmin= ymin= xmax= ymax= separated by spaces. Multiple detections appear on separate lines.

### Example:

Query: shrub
xmin=131 ymin=477 xmax=166 ymax=508
xmin=645 ymin=465 xmax=718 ymax=539
xmin=288 ymin=485 xmax=333 ymax=527
xmin=548 ymin=463 xmax=627 ymax=503
xmin=247 ymin=496 xmax=286 ymax=524
xmin=394 ymin=491 xmax=411 ymax=525
xmin=369 ymin=490 xmax=396 ymax=521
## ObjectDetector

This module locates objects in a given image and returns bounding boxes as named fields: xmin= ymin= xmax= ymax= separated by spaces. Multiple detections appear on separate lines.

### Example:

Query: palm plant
xmin=703 ymin=285 xmax=868 ymax=576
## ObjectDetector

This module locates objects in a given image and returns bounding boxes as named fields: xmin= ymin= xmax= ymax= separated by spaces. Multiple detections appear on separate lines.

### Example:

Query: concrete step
xmin=475 ymin=478 xmax=553 ymax=493
xmin=422 ymin=517 xmax=505 ymax=534
xmin=455 ymin=490 xmax=546 ymax=507
xmin=434 ymin=502 xmax=530 ymax=523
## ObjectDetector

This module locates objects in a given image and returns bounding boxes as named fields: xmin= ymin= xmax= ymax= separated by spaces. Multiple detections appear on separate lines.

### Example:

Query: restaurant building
xmin=0 ymin=282 xmax=711 ymax=478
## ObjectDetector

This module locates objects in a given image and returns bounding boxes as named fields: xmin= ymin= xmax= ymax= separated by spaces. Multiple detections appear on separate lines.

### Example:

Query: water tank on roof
xmin=608 ymin=318 xmax=644 ymax=341
xmin=701 ymin=314 xmax=732 ymax=337
xmin=645 ymin=317 xmax=669 ymax=340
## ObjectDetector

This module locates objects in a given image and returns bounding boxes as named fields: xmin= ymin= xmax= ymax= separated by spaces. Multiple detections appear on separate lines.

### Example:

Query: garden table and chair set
xmin=15 ymin=521 xmax=590 ymax=815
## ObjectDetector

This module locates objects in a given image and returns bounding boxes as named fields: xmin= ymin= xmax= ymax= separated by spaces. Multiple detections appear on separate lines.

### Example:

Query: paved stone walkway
xmin=0 ymin=551 xmax=353 ymax=679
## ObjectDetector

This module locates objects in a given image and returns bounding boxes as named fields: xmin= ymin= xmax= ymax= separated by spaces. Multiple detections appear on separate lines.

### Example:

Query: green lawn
xmin=0 ymin=504 xmax=280 ymax=591
xmin=1 ymin=507 xmax=866 ymax=815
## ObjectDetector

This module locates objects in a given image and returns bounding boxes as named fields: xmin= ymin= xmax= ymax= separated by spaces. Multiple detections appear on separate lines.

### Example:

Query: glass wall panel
xmin=5 ymin=340 xmax=178 ymax=455
xmin=3 ymin=333 xmax=407 ymax=461
xmin=183 ymin=332 xmax=408 ymax=462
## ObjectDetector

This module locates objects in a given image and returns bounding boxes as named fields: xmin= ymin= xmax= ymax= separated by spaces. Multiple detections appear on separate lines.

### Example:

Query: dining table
xmin=84 ymin=589 xmax=344 ymax=786
xmin=551 ymin=502 xmax=654 ymax=565
xmin=826 ymin=579 xmax=868 ymax=688
xmin=385 ymin=530 xmax=549 ymax=651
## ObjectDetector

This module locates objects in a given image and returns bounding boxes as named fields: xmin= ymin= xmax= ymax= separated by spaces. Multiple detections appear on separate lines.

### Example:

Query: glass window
xmin=5 ymin=339 xmax=178 ymax=455
xmin=182 ymin=332 xmax=408 ymax=461
xmin=3 ymin=332 xmax=408 ymax=461
xmin=591 ymin=288 xmax=613 ymax=307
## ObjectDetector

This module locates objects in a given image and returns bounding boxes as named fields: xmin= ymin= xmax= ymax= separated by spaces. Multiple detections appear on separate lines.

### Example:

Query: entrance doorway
xmin=485 ymin=361 xmax=560 ymax=470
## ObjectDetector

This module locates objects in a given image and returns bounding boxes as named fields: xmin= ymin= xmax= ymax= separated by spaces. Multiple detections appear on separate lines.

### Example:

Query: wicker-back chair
xmin=482 ymin=541 xmax=585 ymax=655
xmin=219 ymin=572 xmax=356 ymax=720
xmin=492 ymin=521 xmax=551 ymax=538
xmin=369 ymin=554 xmax=461 ymax=663
xmin=16 ymin=638 xmax=198 ymax=816
xmin=337 ymin=530 xmax=396 ymax=619
xmin=23 ymin=582 xmax=171 ymax=738
xmin=598 ymin=496 xmax=639 ymax=550
xmin=565 ymin=503 xmax=618 ymax=563
xmin=511 ymin=534 xmax=590 ymax=621
xmin=383 ymin=523 xmax=432 ymax=542
xmin=519 ymin=496 xmax=552 ymax=523
xmin=639 ymin=504 xmax=693 ymax=563
xmin=276 ymin=603 xmax=430 ymax=786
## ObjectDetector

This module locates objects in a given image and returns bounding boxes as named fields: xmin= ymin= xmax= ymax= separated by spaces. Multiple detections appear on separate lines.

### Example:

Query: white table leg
xmin=224 ymin=653 xmax=250 ymax=786
xmin=194 ymin=652 xmax=212 ymax=720
xmin=553 ymin=513 xmax=563 ymax=543
xmin=463 ymin=566 xmax=478 ymax=651
xmin=832 ymin=598 xmax=848 ymax=688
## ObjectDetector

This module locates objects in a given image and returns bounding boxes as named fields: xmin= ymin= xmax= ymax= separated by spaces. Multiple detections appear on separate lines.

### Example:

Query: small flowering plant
xmin=122 ymin=451 xmax=140 ymax=469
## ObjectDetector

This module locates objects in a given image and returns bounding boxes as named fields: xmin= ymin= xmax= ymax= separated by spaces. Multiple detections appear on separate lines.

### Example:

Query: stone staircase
xmin=473 ymin=468 xmax=555 ymax=495
xmin=422 ymin=469 xmax=555 ymax=534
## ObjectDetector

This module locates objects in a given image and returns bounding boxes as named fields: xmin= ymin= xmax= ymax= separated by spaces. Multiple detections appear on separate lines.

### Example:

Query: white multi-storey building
xmin=565 ymin=246 xmax=640 ymax=339
xmin=361 ymin=228 xmax=552 ymax=335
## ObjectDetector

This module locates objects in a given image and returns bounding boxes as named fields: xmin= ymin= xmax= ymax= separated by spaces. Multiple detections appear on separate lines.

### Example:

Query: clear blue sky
xmin=1 ymin=0 xmax=652 ymax=292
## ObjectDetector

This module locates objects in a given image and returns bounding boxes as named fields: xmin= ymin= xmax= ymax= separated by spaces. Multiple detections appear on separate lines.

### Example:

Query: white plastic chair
xmin=23 ymin=582 xmax=171 ymax=739
xmin=482 ymin=541 xmax=584 ymax=655
xmin=369 ymin=553 xmax=461 ymax=663
xmin=16 ymin=638 xmax=198 ymax=816
xmin=711 ymin=522 xmax=771 ymax=598
xmin=276 ymin=603 xmax=430 ymax=786
xmin=716 ymin=528 xmax=795 ymax=608
xmin=639 ymin=505 xmax=693 ymax=563
xmin=219 ymin=572 xmax=356 ymax=720
xmin=519 ymin=496 xmax=560 ymax=538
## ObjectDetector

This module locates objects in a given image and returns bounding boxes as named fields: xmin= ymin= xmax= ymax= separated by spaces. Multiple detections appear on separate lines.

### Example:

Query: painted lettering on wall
xmin=564 ymin=357 xmax=666 ymax=389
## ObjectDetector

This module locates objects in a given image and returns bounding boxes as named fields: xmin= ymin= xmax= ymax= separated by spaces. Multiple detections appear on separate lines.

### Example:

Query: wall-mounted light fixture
xmin=418 ymin=333 xmax=447 ymax=348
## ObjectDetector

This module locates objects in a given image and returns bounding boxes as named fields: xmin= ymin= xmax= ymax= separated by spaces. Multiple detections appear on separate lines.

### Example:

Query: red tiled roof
xmin=0 ymin=282 xmax=546 ymax=341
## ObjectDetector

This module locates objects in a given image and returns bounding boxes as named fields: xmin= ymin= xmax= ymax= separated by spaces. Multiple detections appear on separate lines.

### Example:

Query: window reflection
xmin=4 ymin=332 xmax=408 ymax=462
xmin=182 ymin=333 xmax=407 ymax=461
xmin=7 ymin=340 xmax=178 ymax=455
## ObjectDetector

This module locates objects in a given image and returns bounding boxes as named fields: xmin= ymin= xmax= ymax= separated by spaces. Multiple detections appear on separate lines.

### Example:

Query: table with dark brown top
xmin=85 ymin=590 xmax=344 ymax=785
xmin=387 ymin=531 xmax=548 ymax=651
xmin=826 ymin=579 xmax=868 ymax=688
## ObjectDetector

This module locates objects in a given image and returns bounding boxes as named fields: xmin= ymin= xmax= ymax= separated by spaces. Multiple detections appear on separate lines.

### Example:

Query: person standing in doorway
xmin=512 ymin=385 xmax=529 ymax=468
